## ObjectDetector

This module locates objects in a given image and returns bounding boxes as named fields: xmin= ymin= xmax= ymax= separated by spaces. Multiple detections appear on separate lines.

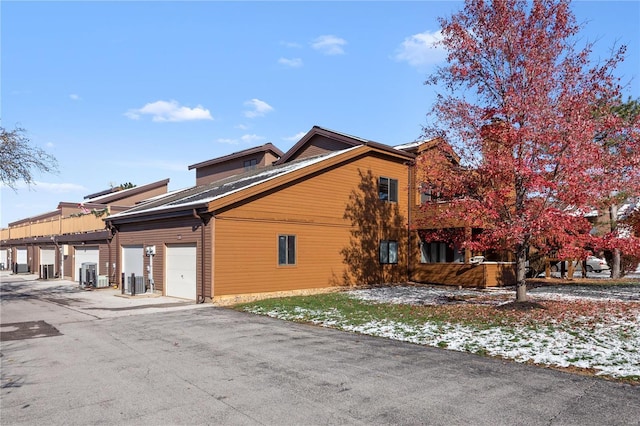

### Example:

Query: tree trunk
xmin=612 ymin=248 xmax=621 ymax=279
xmin=610 ymin=204 xmax=621 ymax=279
xmin=515 ymin=243 xmax=528 ymax=302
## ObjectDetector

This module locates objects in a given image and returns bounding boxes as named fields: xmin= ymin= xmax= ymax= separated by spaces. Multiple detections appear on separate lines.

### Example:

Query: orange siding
xmin=411 ymin=263 xmax=516 ymax=287
xmin=412 ymin=263 xmax=486 ymax=287
xmin=213 ymin=155 xmax=409 ymax=296
xmin=485 ymin=263 xmax=516 ymax=286
xmin=412 ymin=201 xmax=474 ymax=229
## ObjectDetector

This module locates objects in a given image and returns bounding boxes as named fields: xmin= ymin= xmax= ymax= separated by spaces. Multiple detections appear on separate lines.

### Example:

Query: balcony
xmin=1 ymin=212 xmax=108 ymax=241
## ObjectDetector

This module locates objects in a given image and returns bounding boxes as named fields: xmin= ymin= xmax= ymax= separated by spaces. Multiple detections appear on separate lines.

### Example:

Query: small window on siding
xmin=419 ymin=183 xmax=443 ymax=204
xmin=244 ymin=159 xmax=258 ymax=171
xmin=379 ymin=177 xmax=398 ymax=202
xmin=278 ymin=235 xmax=296 ymax=265
xmin=379 ymin=240 xmax=398 ymax=264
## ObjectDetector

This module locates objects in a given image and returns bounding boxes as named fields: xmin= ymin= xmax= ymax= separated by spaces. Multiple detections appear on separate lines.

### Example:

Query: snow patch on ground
xmin=246 ymin=284 xmax=640 ymax=378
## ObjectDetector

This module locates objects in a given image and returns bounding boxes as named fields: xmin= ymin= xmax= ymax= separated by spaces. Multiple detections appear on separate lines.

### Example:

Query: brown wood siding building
xmin=1 ymin=179 xmax=170 ymax=279
xmin=114 ymin=216 xmax=212 ymax=299
xmin=106 ymin=138 xmax=414 ymax=301
xmin=189 ymin=143 xmax=284 ymax=186
xmin=284 ymin=135 xmax=355 ymax=163
xmin=212 ymin=154 xmax=410 ymax=296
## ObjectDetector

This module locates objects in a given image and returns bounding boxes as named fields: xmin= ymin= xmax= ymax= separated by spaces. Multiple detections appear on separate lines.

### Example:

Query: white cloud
xmin=241 ymin=134 xmax=264 ymax=143
xmin=217 ymin=138 xmax=239 ymax=145
xmin=394 ymin=30 xmax=447 ymax=68
xmin=278 ymin=57 xmax=303 ymax=68
xmin=283 ymin=131 xmax=306 ymax=142
xmin=125 ymin=100 xmax=213 ymax=122
xmin=235 ymin=124 xmax=249 ymax=130
xmin=35 ymin=181 xmax=87 ymax=193
xmin=0 ymin=180 xmax=87 ymax=193
xmin=46 ymin=142 xmax=55 ymax=148
xmin=216 ymin=134 xmax=265 ymax=145
xmin=243 ymin=99 xmax=274 ymax=118
xmin=311 ymin=35 xmax=347 ymax=55
xmin=69 ymin=94 xmax=81 ymax=101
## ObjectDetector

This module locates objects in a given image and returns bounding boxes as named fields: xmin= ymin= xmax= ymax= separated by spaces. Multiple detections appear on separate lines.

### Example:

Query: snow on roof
xmin=108 ymin=147 xmax=359 ymax=220
xmin=393 ymin=137 xmax=441 ymax=152
xmin=393 ymin=141 xmax=422 ymax=151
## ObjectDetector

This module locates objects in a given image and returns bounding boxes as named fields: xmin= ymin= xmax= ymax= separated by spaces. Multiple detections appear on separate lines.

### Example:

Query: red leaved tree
xmin=419 ymin=0 xmax=640 ymax=301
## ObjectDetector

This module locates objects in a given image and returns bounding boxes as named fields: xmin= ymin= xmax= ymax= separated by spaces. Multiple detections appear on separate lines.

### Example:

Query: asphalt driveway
xmin=1 ymin=273 xmax=639 ymax=425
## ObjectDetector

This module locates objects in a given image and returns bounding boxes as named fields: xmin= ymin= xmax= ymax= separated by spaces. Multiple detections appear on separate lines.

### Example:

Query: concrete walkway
xmin=1 ymin=273 xmax=639 ymax=425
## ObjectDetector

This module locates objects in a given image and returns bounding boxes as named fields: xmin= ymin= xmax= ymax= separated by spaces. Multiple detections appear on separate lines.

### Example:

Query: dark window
xmin=419 ymin=183 xmax=432 ymax=204
xmin=379 ymin=240 xmax=398 ymax=264
xmin=420 ymin=241 xmax=464 ymax=263
xmin=278 ymin=235 xmax=296 ymax=265
xmin=419 ymin=183 xmax=442 ymax=204
xmin=244 ymin=159 xmax=258 ymax=171
xmin=379 ymin=177 xmax=398 ymax=202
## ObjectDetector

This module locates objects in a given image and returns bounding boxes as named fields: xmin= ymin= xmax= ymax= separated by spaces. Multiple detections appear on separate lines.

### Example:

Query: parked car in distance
xmin=550 ymin=256 xmax=610 ymax=273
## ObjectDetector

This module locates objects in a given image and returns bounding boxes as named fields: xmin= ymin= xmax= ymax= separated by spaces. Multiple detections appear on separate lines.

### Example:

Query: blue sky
xmin=1 ymin=1 xmax=639 ymax=228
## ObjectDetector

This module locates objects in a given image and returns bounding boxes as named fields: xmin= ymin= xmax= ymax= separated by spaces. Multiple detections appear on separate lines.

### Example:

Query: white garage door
xmin=166 ymin=244 xmax=197 ymax=300
xmin=0 ymin=250 xmax=7 ymax=269
xmin=122 ymin=245 xmax=144 ymax=278
xmin=40 ymin=247 xmax=56 ymax=265
xmin=74 ymin=246 xmax=99 ymax=277
xmin=16 ymin=248 xmax=27 ymax=264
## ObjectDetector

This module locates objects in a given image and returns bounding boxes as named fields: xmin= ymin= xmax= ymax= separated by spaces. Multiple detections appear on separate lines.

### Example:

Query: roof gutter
xmin=107 ymin=204 xmax=210 ymax=225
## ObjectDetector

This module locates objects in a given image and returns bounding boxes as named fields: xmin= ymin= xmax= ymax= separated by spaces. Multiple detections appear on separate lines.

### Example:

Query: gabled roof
xmin=275 ymin=126 xmax=410 ymax=165
xmin=84 ymin=179 xmax=170 ymax=204
xmin=414 ymin=137 xmax=461 ymax=165
xmin=107 ymin=144 xmax=414 ymax=224
xmin=188 ymin=143 xmax=284 ymax=170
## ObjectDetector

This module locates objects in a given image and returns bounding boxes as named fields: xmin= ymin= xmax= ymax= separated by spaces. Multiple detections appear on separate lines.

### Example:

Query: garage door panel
xmin=166 ymin=244 xmax=196 ymax=300
xmin=74 ymin=247 xmax=99 ymax=277
xmin=40 ymin=248 xmax=56 ymax=265
xmin=16 ymin=248 xmax=27 ymax=264
xmin=122 ymin=246 xmax=144 ymax=277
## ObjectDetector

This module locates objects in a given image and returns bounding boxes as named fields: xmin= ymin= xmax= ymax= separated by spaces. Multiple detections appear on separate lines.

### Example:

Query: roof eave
xmin=106 ymin=203 xmax=210 ymax=225
xmin=208 ymin=144 xmax=412 ymax=213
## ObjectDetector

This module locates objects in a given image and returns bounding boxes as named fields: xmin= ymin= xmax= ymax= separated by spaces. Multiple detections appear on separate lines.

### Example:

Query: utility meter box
xmin=145 ymin=246 xmax=156 ymax=256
